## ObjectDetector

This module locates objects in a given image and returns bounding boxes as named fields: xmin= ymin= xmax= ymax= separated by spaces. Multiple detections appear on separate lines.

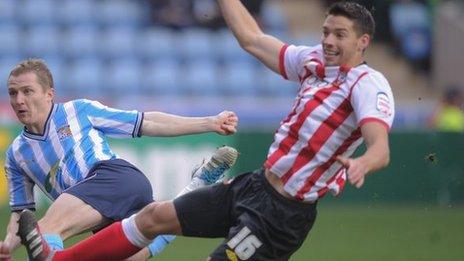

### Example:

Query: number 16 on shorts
xmin=226 ymin=226 xmax=263 ymax=260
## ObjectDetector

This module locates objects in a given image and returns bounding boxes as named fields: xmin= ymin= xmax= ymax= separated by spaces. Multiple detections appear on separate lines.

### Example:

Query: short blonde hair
xmin=9 ymin=58 xmax=54 ymax=90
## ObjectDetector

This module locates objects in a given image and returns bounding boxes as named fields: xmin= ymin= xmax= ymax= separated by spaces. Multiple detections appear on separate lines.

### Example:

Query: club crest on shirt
xmin=57 ymin=125 xmax=72 ymax=140
xmin=333 ymin=70 xmax=348 ymax=87
xmin=376 ymin=92 xmax=392 ymax=117
xmin=310 ymin=80 xmax=330 ymax=89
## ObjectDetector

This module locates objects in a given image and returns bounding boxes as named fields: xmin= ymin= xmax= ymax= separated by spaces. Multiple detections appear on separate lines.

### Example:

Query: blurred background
xmin=0 ymin=0 xmax=463 ymax=260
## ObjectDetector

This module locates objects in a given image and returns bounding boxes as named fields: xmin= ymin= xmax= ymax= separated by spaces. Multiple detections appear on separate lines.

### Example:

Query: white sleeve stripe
xmin=88 ymin=116 xmax=135 ymax=135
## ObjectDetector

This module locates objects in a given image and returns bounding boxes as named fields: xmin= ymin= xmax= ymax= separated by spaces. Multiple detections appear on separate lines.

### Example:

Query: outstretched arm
xmin=217 ymin=0 xmax=285 ymax=73
xmin=0 ymin=212 xmax=21 ymax=261
xmin=140 ymin=111 xmax=238 ymax=137
xmin=337 ymin=122 xmax=390 ymax=188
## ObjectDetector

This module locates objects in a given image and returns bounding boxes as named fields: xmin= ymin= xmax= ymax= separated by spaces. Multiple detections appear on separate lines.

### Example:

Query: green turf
xmin=2 ymin=204 xmax=463 ymax=260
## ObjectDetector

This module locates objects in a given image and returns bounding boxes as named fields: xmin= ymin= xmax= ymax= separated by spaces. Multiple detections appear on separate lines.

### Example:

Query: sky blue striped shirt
xmin=5 ymin=99 xmax=143 ymax=211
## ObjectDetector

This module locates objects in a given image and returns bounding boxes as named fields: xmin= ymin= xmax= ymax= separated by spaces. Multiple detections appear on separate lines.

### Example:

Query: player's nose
xmin=322 ymin=33 xmax=336 ymax=47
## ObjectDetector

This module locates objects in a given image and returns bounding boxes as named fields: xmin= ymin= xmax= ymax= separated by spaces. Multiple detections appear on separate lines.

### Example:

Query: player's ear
xmin=358 ymin=34 xmax=370 ymax=52
xmin=46 ymin=87 xmax=55 ymax=101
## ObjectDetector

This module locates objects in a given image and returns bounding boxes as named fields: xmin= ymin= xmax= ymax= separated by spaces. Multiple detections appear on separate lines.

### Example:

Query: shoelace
xmin=200 ymin=163 xmax=229 ymax=184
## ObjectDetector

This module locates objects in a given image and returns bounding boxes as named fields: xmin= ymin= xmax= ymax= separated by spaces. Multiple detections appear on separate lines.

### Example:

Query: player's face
xmin=321 ymin=15 xmax=370 ymax=66
xmin=8 ymin=72 xmax=54 ymax=131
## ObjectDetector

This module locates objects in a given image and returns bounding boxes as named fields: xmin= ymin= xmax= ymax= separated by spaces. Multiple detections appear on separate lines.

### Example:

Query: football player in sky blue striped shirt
xmin=0 ymin=59 xmax=238 ymax=260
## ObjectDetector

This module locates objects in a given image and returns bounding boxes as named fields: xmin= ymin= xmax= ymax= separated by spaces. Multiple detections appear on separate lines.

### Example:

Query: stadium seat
xmin=56 ymin=0 xmax=97 ymax=26
xmin=142 ymin=60 xmax=182 ymax=96
xmin=61 ymin=26 xmax=99 ymax=59
xmin=99 ymin=27 xmax=137 ymax=59
xmin=213 ymin=29 xmax=251 ymax=63
xmin=267 ymin=29 xmax=293 ymax=44
xmin=0 ymin=0 xmax=16 ymax=25
xmin=137 ymin=27 xmax=179 ymax=61
xmin=0 ymin=25 xmax=22 ymax=56
xmin=258 ymin=68 xmax=296 ymax=97
xmin=105 ymin=59 xmax=142 ymax=95
xmin=98 ymin=0 xmax=145 ymax=27
xmin=0 ymin=57 xmax=22 ymax=98
xmin=183 ymin=60 xmax=220 ymax=96
xmin=177 ymin=29 xmax=215 ymax=62
xmin=219 ymin=62 xmax=258 ymax=96
xmin=292 ymin=34 xmax=321 ymax=47
xmin=42 ymin=56 xmax=66 ymax=94
xmin=261 ymin=0 xmax=288 ymax=31
xmin=24 ymin=26 xmax=61 ymax=57
xmin=64 ymin=58 xmax=104 ymax=97
xmin=17 ymin=0 xmax=56 ymax=26
xmin=390 ymin=2 xmax=429 ymax=39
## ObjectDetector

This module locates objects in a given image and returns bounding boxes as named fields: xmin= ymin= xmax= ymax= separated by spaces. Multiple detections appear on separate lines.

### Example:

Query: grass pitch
xmin=2 ymin=204 xmax=463 ymax=260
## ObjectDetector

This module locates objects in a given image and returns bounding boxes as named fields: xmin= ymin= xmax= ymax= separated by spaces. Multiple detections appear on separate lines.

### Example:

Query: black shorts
xmin=174 ymin=169 xmax=317 ymax=260
xmin=65 ymin=159 xmax=154 ymax=221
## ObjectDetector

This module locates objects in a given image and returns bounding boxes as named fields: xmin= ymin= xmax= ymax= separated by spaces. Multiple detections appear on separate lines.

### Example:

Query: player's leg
xmin=19 ymin=179 xmax=233 ymax=260
xmin=125 ymin=235 xmax=175 ymax=261
xmin=56 ymin=200 xmax=179 ymax=260
xmin=17 ymin=203 xmax=106 ymax=261
xmin=16 ymin=201 xmax=170 ymax=261
xmin=38 ymin=193 xmax=108 ymax=251
xmin=17 ymin=152 xmax=237 ymax=260
xmin=122 ymin=181 xmax=234 ymax=260
xmin=121 ymin=179 xmax=234 ymax=260
xmin=128 ymin=145 xmax=239 ymax=260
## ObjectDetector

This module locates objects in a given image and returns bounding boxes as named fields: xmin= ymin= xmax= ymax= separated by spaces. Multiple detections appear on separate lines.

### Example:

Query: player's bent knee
xmin=136 ymin=201 xmax=179 ymax=237
xmin=136 ymin=202 xmax=160 ymax=231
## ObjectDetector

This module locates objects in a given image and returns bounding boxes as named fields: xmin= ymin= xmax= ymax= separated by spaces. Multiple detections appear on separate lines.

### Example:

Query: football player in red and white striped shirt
xmin=16 ymin=2 xmax=394 ymax=261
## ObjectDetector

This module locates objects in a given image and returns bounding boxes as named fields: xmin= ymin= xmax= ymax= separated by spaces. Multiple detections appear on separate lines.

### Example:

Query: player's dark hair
xmin=9 ymin=58 xmax=54 ymax=90
xmin=327 ymin=2 xmax=375 ymax=38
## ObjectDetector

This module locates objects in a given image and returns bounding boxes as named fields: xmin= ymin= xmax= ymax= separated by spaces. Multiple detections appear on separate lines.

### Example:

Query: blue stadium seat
xmin=99 ymin=27 xmax=137 ymax=59
xmin=64 ymin=58 xmax=103 ymax=97
xmin=0 ymin=0 xmax=16 ymax=25
xmin=183 ymin=60 xmax=219 ymax=96
xmin=105 ymin=59 xmax=141 ymax=95
xmin=258 ymin=68 xmax=296 ymax=97
xmin=142 ymin=60 xmax=182 ymax=95
xmin=178 ymin=29 xmax=215 ymax=61
xmin=0 ymin=57 xmax=22 ymax=97
xmin=98 ymin=0 xmax=145 ymax=27
xmin=0 ymin=25 xmax=22 ymax=56
xmin=213 ymin=29 xmax=251 ymax=63
xmin=61 ymin=26 xmax=99 ymax=59
xmin=220 ymin=62 xmax=258 ymax=96
xmin=292 ymin=34 xmax=321 ymax=47
xmin=57 ymin=0 xmax=97 ymax=26
xmin=17 ymin=0 xmax=56 ymax=26
xmin=42 ymin=56 xmax=66 ymax=93
xmin=137 ymin=27 xmax=178 ymax=61
xmin=24 ymin=26 xmax=61 ymax=57
xmin=261 ymin=1 xmax=288 ymax=31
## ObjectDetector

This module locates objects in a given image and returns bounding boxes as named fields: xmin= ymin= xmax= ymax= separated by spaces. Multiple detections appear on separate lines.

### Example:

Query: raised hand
xmin=214 ymin=111 xmax=238 ymax=135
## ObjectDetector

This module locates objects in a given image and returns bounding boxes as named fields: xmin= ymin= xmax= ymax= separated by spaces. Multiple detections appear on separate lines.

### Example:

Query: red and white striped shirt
xmin=264 ymin=44 xmax=395 ymax=202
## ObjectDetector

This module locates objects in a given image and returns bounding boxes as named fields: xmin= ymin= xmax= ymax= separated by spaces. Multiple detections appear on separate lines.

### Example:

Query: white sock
xmin=121 ymin=214 xmax=152 ymax=248
xmin=177 ymin=177 xmax=206 ymax=197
